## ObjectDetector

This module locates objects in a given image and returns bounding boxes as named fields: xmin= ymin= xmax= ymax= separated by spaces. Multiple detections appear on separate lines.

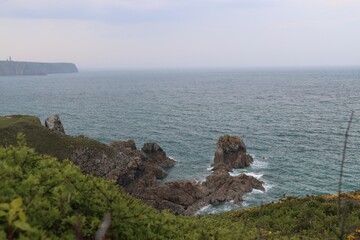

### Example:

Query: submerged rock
xmin=45 ymin=114 xmax=65 ymax=134
xmin=212 ymin=135 xmax=253 ymax=171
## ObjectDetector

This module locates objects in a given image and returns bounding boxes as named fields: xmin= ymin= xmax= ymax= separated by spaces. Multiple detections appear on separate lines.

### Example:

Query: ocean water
xmin=1 ymin=68 xmax=359 ymax=213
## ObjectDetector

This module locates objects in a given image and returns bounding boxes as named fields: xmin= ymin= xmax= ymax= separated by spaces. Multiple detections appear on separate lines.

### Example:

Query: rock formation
xmin=212 ymin=135 xmax=253 ymax=171
xmin=45 ymin=114 xmax=65 ymax=134
xmin=115 ymin=135 xmax=263 ymax=215
xmin=41 ymin=115 xmax=264 ymax=215
xmin=135 ymin=170 xmax=264 ymax=215
xmin=141 ymin=143 xmax=176 ymax=168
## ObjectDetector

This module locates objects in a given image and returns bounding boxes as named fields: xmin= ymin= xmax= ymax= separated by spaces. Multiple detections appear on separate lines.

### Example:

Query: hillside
xmin=1 ymin=115 xmax=360 ymax=239
xmin=0 ymin=61 xmax=78 ymax=76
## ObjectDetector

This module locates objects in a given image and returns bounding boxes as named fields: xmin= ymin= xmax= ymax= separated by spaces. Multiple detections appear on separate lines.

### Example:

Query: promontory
xmin=0 ymin=60 xmax=78 ymax=76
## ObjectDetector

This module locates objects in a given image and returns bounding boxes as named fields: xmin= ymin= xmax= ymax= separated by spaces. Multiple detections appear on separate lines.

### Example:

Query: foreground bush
xmin=0 ymin=136 xmax=183 ymax=239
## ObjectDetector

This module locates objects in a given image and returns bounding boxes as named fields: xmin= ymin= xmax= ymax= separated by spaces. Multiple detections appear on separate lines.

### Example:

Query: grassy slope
xmin=1 ymin=115 xmax=360 ymax=239
xmin=0 ymin=115 xmax=115 ymax=160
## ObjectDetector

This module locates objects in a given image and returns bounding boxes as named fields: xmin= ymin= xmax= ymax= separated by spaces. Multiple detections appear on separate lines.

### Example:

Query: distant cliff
xmin=0 ymin=60 xmax=79 ymax=76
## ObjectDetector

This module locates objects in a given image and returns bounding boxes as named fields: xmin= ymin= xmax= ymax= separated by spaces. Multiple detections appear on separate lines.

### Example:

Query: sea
xmin=1 ymin=67 xmax=359 ymax=214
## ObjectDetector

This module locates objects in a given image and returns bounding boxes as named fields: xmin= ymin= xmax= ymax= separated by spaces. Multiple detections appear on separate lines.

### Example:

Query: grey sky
xmin=0 ymin=0 xmax=359 ymax=69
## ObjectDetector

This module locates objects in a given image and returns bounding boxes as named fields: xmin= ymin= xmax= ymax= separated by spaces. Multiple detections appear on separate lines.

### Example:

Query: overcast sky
xmin=0 ymin=0 xmax=359 ymax=69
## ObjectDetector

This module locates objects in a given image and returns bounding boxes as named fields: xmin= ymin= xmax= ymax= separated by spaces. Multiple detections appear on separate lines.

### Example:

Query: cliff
xmin=0 ymin=60 xmax=78 ymax=76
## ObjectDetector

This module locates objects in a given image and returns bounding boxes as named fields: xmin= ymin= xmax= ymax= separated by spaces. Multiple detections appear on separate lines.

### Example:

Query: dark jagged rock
xmin=70 ymin=147 xmax=128 ymax=179
xmin=110 ymin=140 xmax=137 ymax=154
xmin=141 ymin=143 xmax=176 ymax=168
xmin=204 ymin=169 xmax=264 ymax=205
xmin=65 ymin=130 xmax=264 ymax=215
xmin=124 ymin=135 xmax=263 ymax=215
xmin=138 ymin=180 xmax=208 ymax=215
xmin=45 ymin=114 xmax=65 ymax=134
xmin=132 ymin=168 xmax=264 ymax=215
xmin=212 ymin=135 xmax=253 ymax=171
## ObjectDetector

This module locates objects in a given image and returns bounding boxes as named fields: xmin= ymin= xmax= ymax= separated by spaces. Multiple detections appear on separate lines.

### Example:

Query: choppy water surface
xmin=1 ymin=68 xmax=359 ymax=213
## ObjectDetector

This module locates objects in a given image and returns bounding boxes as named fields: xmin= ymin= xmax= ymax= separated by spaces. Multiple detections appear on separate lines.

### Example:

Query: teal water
xmin=1 ymin=68 xmax=359 ymax=213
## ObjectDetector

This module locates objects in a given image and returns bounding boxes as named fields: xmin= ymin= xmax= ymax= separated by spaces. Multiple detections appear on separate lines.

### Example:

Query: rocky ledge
xmin=42 ymin=115 xmax=264 ymax=215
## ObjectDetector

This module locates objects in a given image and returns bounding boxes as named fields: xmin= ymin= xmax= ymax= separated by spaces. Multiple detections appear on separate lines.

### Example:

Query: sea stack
xmin=212 ymin=135 xmax=253 ymax=171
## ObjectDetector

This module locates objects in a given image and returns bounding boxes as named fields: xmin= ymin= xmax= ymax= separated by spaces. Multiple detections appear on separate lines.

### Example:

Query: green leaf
xmin=8 ymin=209 xmax=17 ymax=224
xmin=0 ymin=203 xmax=10 ymax=210
xmin=18 ymin=211 xmax=27 ymax=222
xmin=0 ymin=210 xmax=7 ymax=217
xmin=0 ymin=231 xmax=6 ymax=240
xmin=13 ymin=220 xmax=33 ymax=232
xmin=11 ymin=197 xmax=23 ymax=209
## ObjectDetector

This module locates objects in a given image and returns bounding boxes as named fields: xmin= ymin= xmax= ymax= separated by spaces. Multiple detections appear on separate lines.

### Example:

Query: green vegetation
xmin=1 ymin=136 xmax=360 ymax=239
xmin=0 ymin=115 xmax=115 ymax=160
xmin=1 ymin=115 xmax=360 ymax=239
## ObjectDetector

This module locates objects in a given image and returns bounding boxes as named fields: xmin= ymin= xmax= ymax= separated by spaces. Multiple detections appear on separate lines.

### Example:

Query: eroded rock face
xmin=46 ymin=119 xmax=263 ymax=216
xmin=69 ymin=139 xmax=171 ymax=194
xmin=133 ymin=168 xmax=264 ymax=215
xmin=204 ymin=169 xmax=264 ymax=205
xmin=141 ymin=143 xmax=176 ymax=168
xmin=45 ymin=114 xmax=65 ymax=134
xmin=112 ymin=141 xmax=171 ymax=192
xmin=212 ymin=135 xmax=253 ymax=171
xmin=137 ymin=180 xmax=209 ymax=215
xmin=110 ymin=140 xmax=137 ymax=154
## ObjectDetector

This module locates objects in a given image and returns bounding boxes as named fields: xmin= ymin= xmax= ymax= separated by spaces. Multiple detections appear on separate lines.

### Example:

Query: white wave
xmin=252 ymin=189 xmax=265 ymax=194
xmin=251 ymin=160 xmax=268 ymax=169
xmin=241 ymin=201 xmax=249 ymax=207
xmin=229 ymin=171 xmax=241 ymax=177
xmin=230 ymin=171 xmax=264 ymax=180
xmin=198 ymin=204 xmax=211 ymax=212
xmin=246 ymin=172 xmax=264 ymax=179
xmin=207 ymin=166 xmax=213 ymax=171
xmin=264 ymin=182 xmax=273 ymax=192
xmin=168 ymin=156 xmax=177 ymax=161
xmin=247 ymin=182 xmax=273 ymax=195
xmin=229 ymin=168 xmax=247 ymax=176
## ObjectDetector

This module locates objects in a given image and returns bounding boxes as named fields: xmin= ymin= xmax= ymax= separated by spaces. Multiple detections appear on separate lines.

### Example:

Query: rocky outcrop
xmin=41 ymin=115 xmax=263 ymax=215
xmin=70 ymin=147 xmax=129 ymax=180
xmin=110 ymin=140 xmax=137 ymax=154
xmin=142 ymin=143 xmax=175 ymax=168
xmin=69 ymin=139 xmax=171 ymax=190
xmin=138 ymin=181 xmax=208 ymax=215
xmin=68 ymin=133 xmax=263 ymax=215
xmin=122 ymin=135 xmax=263 ymax=215
xmin=204 ymin=169 xmax=264 ymax=205
xmin=45 ymin=114 xmax=65 ymax=134
xmin=135 ymin=169 xmax=264 ymax=215
xmin=212 ymin=135 xmax=253 ymax=171
xmin=109 ymin=141 xmax=171 ymax=191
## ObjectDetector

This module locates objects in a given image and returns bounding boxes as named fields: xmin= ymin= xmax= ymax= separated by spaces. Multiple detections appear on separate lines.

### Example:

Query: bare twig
xmin=338 ymin=111 xmax=354 ymax=240
xmin=95 ymin=212 xmax=112 ymax=240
